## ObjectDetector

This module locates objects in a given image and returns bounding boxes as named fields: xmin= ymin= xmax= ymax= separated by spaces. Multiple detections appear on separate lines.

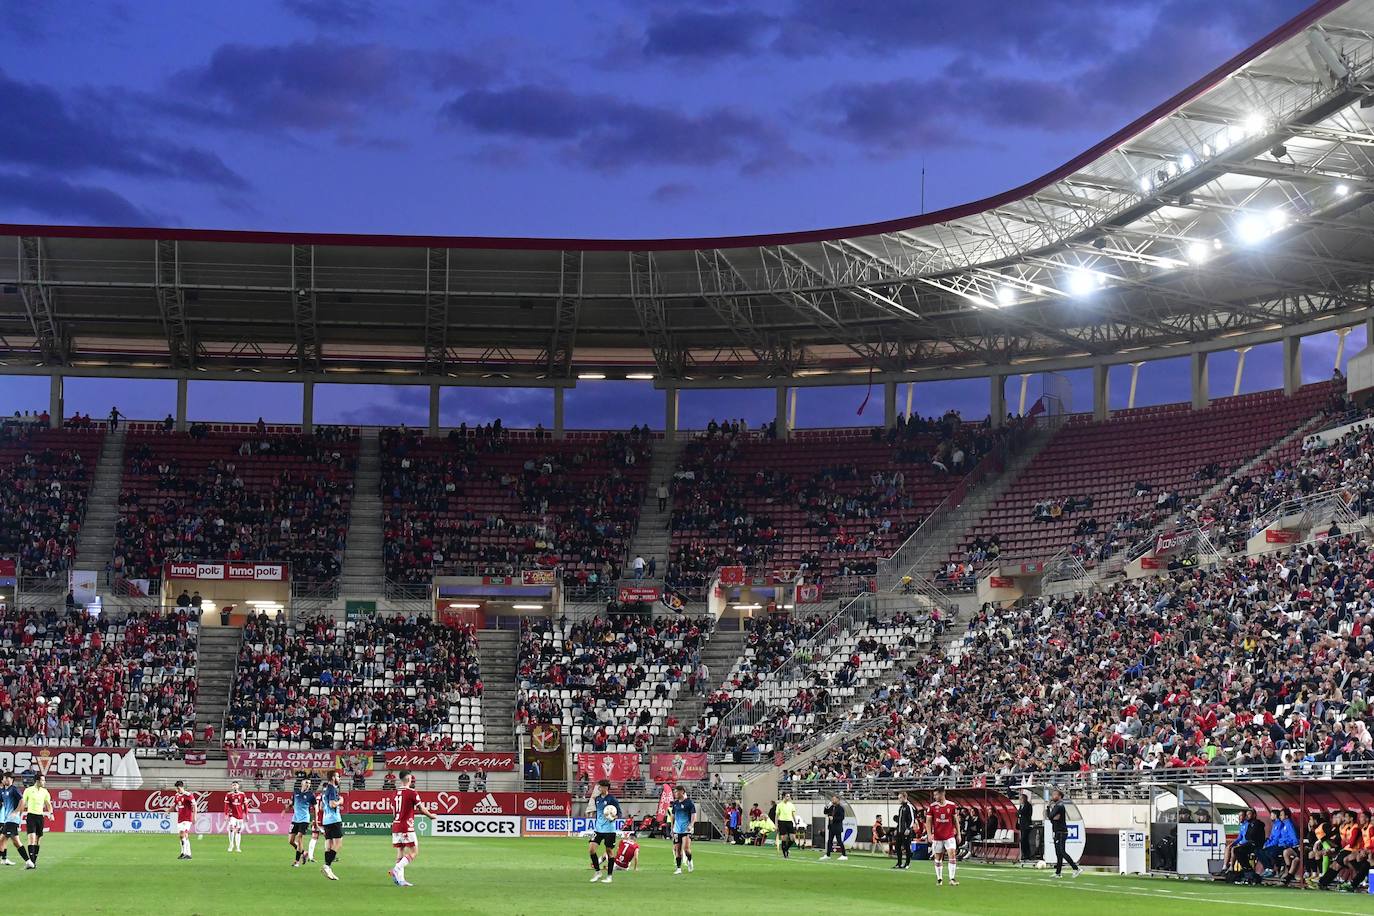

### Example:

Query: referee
xmin=1046 ymin=789 xmax=1082 ymax=878
xmin=775 ymin=793 xmax=797 ymax=859
xmin=893 ymin=791 xmax=916 ymax=870
xmin=20 ymin=774 xmax=52 ymax=869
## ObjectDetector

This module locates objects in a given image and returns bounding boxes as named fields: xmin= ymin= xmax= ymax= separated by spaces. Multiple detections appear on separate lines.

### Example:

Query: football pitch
xmin=15 ymin=834 xmax=1372 ymax=915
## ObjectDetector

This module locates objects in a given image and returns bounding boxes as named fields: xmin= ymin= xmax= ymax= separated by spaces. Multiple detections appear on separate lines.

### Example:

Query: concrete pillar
xmin=1017 ymin=374 xmax=1030 ymax=416
xmin=882 ymin=381 xmax=897 ymax=428
xmin=664 ymin=387 xmax=679 ymax=442
xmin=1092 ymin=364 xmax=1110 ymax=422
xmin=428 ymin=384 xmax=440 ymax=436
xmin=302 ymin=380 xmax=314 ymax=434
xmin=1282 ymin=336 xmax=1302 ymax=396
xmin=989 ymin=374 xmax=1005 ymax=428
xmin=1191 ymin=352 xmax=1209 ymax=410
xmin=775 ymin=385 xmax=790 ymax=440
xmin=1335 ymin=327 xmax=1351 ymax=373
xmin=49 ymin=373 xmax=63 ymax=429
xmin=1366 ymin=316 xmax=1374 ymax=348
xmin=1127 ymin=362 xmax=1143 ymax=409
xmin=553 ymin=387 xmax=565 ymax=439
xmin=788 ymin=388 xmax=797 ymax=431
xmin=175 ymin=377 xmax=188 ymax=431
xmin=904 ymin=382 xmax=914 ymax=419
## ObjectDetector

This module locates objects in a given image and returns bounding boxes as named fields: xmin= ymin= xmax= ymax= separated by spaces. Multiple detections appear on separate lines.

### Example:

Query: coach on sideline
xmin=1017 ymin=792 xmax=1034 ymax=865
xmin=893 ymin=792 xmax=916 ymax=870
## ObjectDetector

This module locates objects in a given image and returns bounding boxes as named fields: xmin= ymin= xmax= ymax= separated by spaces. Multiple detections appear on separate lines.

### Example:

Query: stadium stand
xmin=113 ymin=425 xmax=356 ymax=587
xmin=514 ymin=614 xmax=711 ymax=753
xmin=0 ymin=420 xmax=101 ymax=580
xmin=666 ymin=416 xmax=1009 ymax=594
xmin=945 ymin=383 xmax=1339 ymax=570
xmin=224 ymin=611 xmax=483 ymax=751
xmin=0 ymin=607 xmax=198 ymax=752
xmin=380 ymin=425 xmax=651 ymax=587
xmin=793 ymin=531 xmax=1374 ymax=785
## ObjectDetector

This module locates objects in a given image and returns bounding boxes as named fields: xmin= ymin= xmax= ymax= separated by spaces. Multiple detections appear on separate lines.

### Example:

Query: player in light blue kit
xmin=0 ymin=773 xmax=26 ymax=866
xmin=669 ymin=785 xmax=697 ymax=874
xmin=288 ymin=776 xmax=318 ymax=867
xmin=587 ymin=779 xmax=622 ymax=884
xmin=319 ymin=770 xmax=344 ymax=881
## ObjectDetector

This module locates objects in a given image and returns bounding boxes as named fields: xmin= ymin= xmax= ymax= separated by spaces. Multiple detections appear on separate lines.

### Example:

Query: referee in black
xmin=1047 ymin=788 xmax=1082 ymax=878
xmin=893 ymin=791 xmax=916 ymax=870
xmin=1017 ymin=792 xmax=1034 ymax=865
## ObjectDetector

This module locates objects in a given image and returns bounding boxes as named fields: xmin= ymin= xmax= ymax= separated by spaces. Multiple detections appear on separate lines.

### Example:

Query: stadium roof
xmin=5 ymin=0 xmax=1374 ymax=388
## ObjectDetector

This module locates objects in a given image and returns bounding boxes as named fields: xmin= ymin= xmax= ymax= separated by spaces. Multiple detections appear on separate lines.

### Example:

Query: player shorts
xmin=392 ymin=831 xmax=418 ymax=848
xmin=291 ymin=821 xmax=311 ymax=836
xmin=178 ymin=820 xmax=194 ymax=835
xmin=674 ymin=831 xmax=691 ymax=843
xmin=226 ymin=817 xmax=243 ymax=830
xmin=1 ymin=822 xmax=17 ymax=838
xmin=778 ymin=820 xmax=794 ymax=836
xmin=323 ymin=822 xmax=343 ymax=841
xmin=594 ymin=831 xmax=617 ymax=850
xmin=931 ymin=836 xmax=957 ymax=853
xmin=24 ymin=814 xmax=44 ymax=837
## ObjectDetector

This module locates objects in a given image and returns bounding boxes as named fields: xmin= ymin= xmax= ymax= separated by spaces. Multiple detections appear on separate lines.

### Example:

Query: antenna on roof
xmin=920 ymin=158 xmax=926 ymax=215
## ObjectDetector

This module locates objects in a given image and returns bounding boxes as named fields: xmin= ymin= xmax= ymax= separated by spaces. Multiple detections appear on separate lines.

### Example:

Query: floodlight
xmin=1243 ymin=113 xmax=1266 ymax=137
xmin=1336 ymin=183 xmax=1351 ymax=197
xmin=1236 ymin=214 xmax=1269 ymax=244
xmin=1186 ymin=241 xmax=1210 ymax=265
xmin=996 ymin=286 xmax=1016 ymax=307
xmin=1067 ymin=269 xmax=1098 ymax=297
xmin=1180 ymin=154 xmax=1195 ymax=171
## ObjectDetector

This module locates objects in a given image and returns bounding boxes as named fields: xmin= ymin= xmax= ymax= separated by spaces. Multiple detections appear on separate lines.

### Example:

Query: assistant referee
xmin=775 ymin=794 xmax=797 ymax=859
xmin=893 ymin=791 xmax=916 ymax=870
xmin=20 ymin=774 xmax=52 ymax=869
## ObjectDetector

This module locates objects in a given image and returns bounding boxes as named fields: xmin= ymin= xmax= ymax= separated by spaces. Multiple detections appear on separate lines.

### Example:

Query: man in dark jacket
xmin=1229 ymin=810 xmax=1265 ymax=884
xmin=893 ymin=791 xmax=916 ymax=870
xmin=1017 ymin=792 xmax=1035 ymax=865
xmin=819 ymin=795 xmax=848 ymax=860
xmin=1047 ymin=789 xmax=1081 ymax=878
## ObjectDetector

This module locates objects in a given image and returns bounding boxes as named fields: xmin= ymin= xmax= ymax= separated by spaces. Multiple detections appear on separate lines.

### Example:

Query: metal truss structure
xmin=4 ymin=1 xmax=1374 ymax=388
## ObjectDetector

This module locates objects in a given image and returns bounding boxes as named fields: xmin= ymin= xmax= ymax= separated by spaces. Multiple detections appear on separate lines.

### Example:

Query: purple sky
xmin=0 ymin=0 xmax=1357 ymax=427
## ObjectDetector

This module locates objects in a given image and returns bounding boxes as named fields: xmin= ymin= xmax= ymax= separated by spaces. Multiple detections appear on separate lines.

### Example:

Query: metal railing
xmin=382 ymin=579 xmax=432 ymax=602
xmin=1248 ymin=486 xmax=1358 ymax=536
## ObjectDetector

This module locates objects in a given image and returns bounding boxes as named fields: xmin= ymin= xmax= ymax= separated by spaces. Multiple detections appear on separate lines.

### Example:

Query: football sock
xmin=935 ymin=862 xmax=943 ymax=881
xmin=325 ymin=850 xmax=336 ymax=866
xmin=606 ymin=860 xmax=615 ymax=876
xmin=675 ymin=855 xmax=682 ymax=867
xmin=1 ymin=849 xmax=7 ymax=860
xmin=949 ymin=861 xmax=957 ymax=880
xmin=15 ymin=846 xmax=27 ymax=862
xmin=307 ymin=837 xmax=318 ymax=858
xmin=295 ymin=849 xmax=303 ymax=863
xmin=28 ymin=846 xmax=37 ymax=863
xmin=590 ymin=851 xmax=600 ymax=870
xmin=181 ymin=837 xmax=191 ymax=856
xmin=686 ymin=852 xmax=692 ymax=862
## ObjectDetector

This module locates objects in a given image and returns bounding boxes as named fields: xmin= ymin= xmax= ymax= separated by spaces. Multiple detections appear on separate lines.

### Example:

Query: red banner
xmin=718 ymin=565 xmax=745 ymax=585
xmin=165 ymin=562 xmax=287 ymax=581
xmin=796 ymin=583 xmax=822 ymax=604
xmin=576 ymin=753 xmax=641 ymax=785
xmin=0 ymin=558 xmax=15 ymax=582
xmin=617 ymin=585 xmax=660 ymax=603
xmin=1265 ymin=528 xmax=1301 ymax=544
xmin=521 ymin=569 xmax=558 ymax=586
xmin=1140 ymin=556 xmax=1163 ymax=570
xmin=648 ymin=753 xmax=708 ymax=783
xmin=383 ymin=750 xmax=517 ymax=772
xmin=225 ymin=748 xmax=375 ymax=778
xmin=988 ymin=575 xmax=1015 ymax=589
xmin=1154 ymin=530 xmax=1192 ymax=558
xmin=48 ymin=788 xmax=569 ymax=821
xmin=656 ymin=783 xmax=673 ymax=820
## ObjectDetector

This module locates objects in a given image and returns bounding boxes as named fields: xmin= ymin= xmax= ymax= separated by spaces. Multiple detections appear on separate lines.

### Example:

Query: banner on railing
xmin=520 ymin=570 xmax=558 ymax=586
xmin=226 ymin=749 xmax=374 ymax=778
xmin=0 ymin=746 xmax=140 ymax=783
xmin=69 ymin=569 xmax=98 ymax=605
xmin=575 ymin=753 xmax=640 ymax=785
xmin=618 ymin=585 xmax=660 ymax=603
xmin=1265 ymin=529 xmax=1301 ymax=544
xmin=988 ymin=576 xmax=1015 ymax=589
xmin=383 ymin=750 xmax=517 ymax=772
xmin=165 ymin=562 xmax=288 ymax=581
xmin=1154 ymin=530 xmax=1194 ymax=558
xmin=718 ymin=566 xmax=745 ymax=585
xmin=0 ymin=558 xmax=15 ymax=586
xmin=648 ymin=753 xmax=708 ymax=783
xmin=797 ymin=583 xmax=822 ymax=604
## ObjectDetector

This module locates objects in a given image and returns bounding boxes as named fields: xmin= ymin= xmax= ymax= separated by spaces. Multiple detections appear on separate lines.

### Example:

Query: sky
xmin=0 ymin=0 xmax=1359 ymax=427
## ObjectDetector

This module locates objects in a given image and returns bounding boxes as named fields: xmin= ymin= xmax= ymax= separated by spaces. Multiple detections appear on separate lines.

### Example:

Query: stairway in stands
xmin=74 ymin=427 xmax=126 ymax=573
xmin=477 ymin=629 xmax=518 ymax=752
xmin=623 ymin=436 xmax=684 ymax=583
xmin=338 ymin=428 xmax=383 ymax=601
xmin=651 ymin=628 xmax=747 ymax=750
xmin=194 ymin=625 xmax=241 ymax=750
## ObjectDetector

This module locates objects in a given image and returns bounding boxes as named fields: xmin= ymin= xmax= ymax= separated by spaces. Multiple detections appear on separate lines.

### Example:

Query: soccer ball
xmin=1035 ymin=860 xmax=1047 ymax=869
xmin=603 ymin=805 xmax=618 ymax=819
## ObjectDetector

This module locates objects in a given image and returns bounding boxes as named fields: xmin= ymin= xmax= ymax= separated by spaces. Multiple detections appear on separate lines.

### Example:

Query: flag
xmin=656 ymin=782 xmax=673 ymax=820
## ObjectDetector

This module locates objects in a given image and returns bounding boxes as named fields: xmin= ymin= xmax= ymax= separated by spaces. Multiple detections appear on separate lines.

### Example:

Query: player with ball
xmin=587 ymin=779 xmax=622 ymax=884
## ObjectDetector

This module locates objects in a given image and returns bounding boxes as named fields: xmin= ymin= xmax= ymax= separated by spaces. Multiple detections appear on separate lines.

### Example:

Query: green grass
xmin=12 ymin=834 xmax=1372 ymax=915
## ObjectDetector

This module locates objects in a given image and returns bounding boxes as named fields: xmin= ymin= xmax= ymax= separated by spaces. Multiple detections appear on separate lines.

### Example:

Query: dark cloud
xmin=0 ymin=171 xmax=165 ymax=225
xmin=442 ymin=85 xmax=804 ymax=172
xmin=175 ymin=40 xmax=410 ymax=131
xmin=650 ymin=181 xmax=695 ymax=203
xmin=282 ymin=0 xmax=379 ymax=29
xmin=0 ymin=68 xmax=245 ymax=189
xmin=642 ymin=9 xmax=776 ymax=59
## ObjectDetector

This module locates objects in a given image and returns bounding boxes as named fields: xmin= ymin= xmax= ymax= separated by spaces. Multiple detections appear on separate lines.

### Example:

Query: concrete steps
xmin=477 ymin=629 xmax=518 ymax=751
xmin=653 ymin=629 xmax=746 ymax=750
xmin=339 ymin=429 xmax=382 ymax=598
xmin=623 ymin=437 xmax=684 ymax=584
xmin=194 ymin=626 xmax=241 ymax=745
xmin=74 ymin=428 xmax=126 ymax=569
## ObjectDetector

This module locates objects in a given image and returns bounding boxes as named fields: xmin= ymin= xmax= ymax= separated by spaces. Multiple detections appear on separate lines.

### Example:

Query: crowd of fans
xmin=381 ymin=425 xmax=650 ymax=587
xmin=793 ymin=532 xmax=1374 ymax=785
xmin=226 ymin=612 xmax=482 ymax=750
xmin=0 ymin=607 xmax=198 ymax=751
xmin=0 ymin=422 xmax=98 ymax=580
xmin=113 ymin=429 xmax=355 ymax=586
xmin=666 ymin=413 xmax=1013 ymax=595
xmin=515 ymin=614 xmax=710 ymax=752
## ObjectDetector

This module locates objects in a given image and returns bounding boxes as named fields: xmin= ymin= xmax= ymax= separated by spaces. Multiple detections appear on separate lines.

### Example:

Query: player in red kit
xmin=167 ymin=780 xmax=197 ymax=860
xmin=388 ymin=772 xmax=435 ymax=888
xmin=611 ymin=836 xmax=640 ymax=872
xmin=224 ymin=780 xmax=248 ymax=853
xmin=926 ymin=788 xmax=961 ymax=886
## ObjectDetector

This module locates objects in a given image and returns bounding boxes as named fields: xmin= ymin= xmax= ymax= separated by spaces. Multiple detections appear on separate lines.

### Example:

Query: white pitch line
xmin=708 ymin=844 xmax=1369 ymax=916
